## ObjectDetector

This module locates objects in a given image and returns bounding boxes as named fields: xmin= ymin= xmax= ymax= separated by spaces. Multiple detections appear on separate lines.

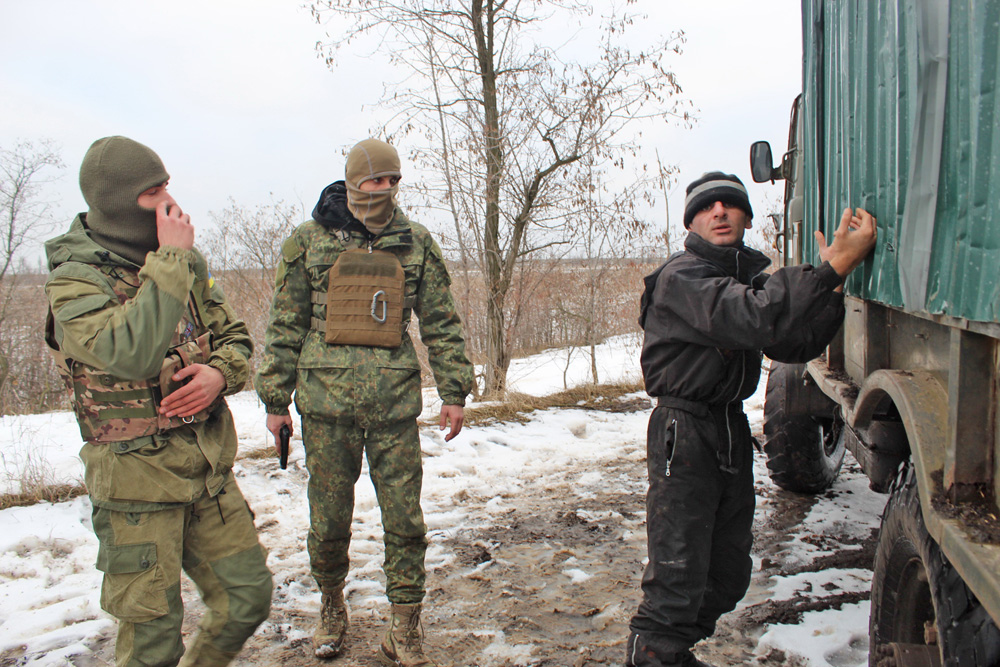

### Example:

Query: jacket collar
xmin=45 ymin=214 xmax=139 ymax=272
xmin=683 ymin=231 xmax=771 ymax=284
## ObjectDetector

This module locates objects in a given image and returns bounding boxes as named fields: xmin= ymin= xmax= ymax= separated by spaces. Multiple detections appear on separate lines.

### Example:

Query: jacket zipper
xmin=724 ymin=350 xmax=747 ymax=471
xmin=664 ymin=419 xmax=678 ymax=477
xmin=722 ymin=251 xmax=753 ymax=473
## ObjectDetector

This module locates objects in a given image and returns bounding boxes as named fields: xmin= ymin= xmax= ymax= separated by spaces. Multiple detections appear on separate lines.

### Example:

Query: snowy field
xmin=0 ymin=334 xmax=886 ymax=666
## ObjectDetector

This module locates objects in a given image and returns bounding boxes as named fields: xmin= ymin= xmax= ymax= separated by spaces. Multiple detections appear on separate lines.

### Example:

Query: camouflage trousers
xmin=91 ymin=477 xmax=273 ymax=667
xmin=301 ymin=417 xmax=428 ymax=604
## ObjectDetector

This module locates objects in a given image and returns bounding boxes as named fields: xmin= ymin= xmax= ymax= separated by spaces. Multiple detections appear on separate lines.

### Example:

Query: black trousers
xmin=628 ymin=401 xmax=755 ymax=654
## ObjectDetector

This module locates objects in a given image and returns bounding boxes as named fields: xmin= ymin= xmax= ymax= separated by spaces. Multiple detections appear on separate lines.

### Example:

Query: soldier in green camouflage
xmin=256 ymin=139 xmax=473 ymax=666
xmin=44 ymin=136 xmax=272 ymax=667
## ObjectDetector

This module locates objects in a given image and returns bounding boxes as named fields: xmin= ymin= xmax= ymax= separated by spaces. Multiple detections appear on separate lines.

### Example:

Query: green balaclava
xmin=345 ymin=139 xmax=402 ymax=234
xmin=79 ymin=136 xmax=169 ymax=265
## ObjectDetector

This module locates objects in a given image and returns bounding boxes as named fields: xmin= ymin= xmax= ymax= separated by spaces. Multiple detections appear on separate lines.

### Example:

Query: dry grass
xmin=447 ymin=380 xmax=648 ymax=427
xmin=1 ymin=441 xmax=89 ymax=509
xmin=0 ymin=483 xmax=87 ymax=510
xmin=239 ymin=447 xmax=278 ymax=462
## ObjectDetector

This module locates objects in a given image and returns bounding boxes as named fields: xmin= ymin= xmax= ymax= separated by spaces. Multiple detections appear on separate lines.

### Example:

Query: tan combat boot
xmin=376 ymin=602 xmax=439 ymax=667
xmin=313 ymin=584 xmax=349 ymax=659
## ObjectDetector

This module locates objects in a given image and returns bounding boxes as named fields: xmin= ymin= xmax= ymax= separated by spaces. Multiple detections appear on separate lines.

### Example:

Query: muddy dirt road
xmin=74 ymin=402 xmax=880 ymax=667
xmin=234 ymin=430 xmax=877 ymax=664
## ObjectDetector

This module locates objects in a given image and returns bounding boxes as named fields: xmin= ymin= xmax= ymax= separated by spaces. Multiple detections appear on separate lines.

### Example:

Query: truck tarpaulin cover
xmin=801 ymin=0 xmax=1000 ymax=323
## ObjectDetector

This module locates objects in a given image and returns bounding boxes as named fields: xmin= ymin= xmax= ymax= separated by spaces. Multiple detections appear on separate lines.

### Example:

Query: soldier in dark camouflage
xmin=256 ymin=139 xmax=474 ymax=666
xmin=44 ymin=136 xmax=272 ymax=667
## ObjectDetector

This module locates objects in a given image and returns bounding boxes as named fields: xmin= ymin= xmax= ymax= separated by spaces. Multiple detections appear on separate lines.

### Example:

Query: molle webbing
xmin=310 ymin=294 xmax=415 ymax=327
xmin=314 ymin=249 xmax=409 ymax=348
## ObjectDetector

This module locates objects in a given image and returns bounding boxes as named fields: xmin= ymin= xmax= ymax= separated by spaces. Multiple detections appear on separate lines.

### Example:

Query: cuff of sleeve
xmin=156 ymin=246 xmax=197 ymax=262
xmin=207 ymin=358 xmax=239 ymax=395
xmin=139 ymin=247 xmax=197 ymax=303
xmin=265 ymin=405 xmax=291 ymax=416
xmin=816 ymin=261 xmax=845 ymax=289
xmin=438 ymin=394 xmax=467 ymax=407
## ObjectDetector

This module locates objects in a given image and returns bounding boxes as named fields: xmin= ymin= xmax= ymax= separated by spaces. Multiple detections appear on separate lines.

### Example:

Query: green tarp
xmin=801 ymin=0 xmax=1000 ymax=323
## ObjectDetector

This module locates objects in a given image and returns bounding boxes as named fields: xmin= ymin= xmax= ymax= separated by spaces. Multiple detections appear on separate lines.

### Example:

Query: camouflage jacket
xmin=255 ymin=181 xmax=473 ymax=427
xmin=44 ymin=215 xmax=253 ymax=511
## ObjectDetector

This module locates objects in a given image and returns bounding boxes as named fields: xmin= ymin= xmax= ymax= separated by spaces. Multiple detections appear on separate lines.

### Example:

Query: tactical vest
xmin=310 ymin=248 xmax=414 ymax=348
xmin=46 ymin=264 xmax=217 ymax=444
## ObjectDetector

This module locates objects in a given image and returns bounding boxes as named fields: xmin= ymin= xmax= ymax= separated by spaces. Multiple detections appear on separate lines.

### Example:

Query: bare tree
xmin=0 ymin=140 xmax=63 ymax=293
xmin=553 ymin=150 xmax=665 ymax=384
xmin=311 ymin=0 xmax=690 ymax=396
xmin=0 ymin=140 xmax=64 ymax=414
xmin=202 ymin=197 xmax=303 ymax=370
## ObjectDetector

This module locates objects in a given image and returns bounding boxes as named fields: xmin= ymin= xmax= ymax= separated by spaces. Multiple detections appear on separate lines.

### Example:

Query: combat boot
xmin=313 ymin=584 xmax=349 ymax=659
xmin=376 ymin=602 xmax=439 ymax=667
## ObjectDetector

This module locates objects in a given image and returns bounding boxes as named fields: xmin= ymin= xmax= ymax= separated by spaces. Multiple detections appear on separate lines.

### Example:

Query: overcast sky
xmin=0 ymin=0 xmax=802 ymax=264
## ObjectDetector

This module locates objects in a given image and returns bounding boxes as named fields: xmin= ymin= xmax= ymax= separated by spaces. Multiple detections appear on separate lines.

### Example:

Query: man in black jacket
xmin=626 ymin=172 xmax=876 ymax=667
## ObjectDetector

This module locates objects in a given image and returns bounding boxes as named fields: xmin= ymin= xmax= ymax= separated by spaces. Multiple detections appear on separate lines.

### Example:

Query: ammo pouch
xmin=319 ymin=249 xmax=406 ymax=348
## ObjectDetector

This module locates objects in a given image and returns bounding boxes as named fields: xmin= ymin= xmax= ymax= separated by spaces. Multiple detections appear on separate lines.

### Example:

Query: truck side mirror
xmin=750 ymin=141 xmax=781 ymax=183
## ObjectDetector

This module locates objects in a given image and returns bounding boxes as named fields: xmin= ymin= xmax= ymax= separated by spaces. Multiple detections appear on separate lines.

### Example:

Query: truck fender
xmin=849 ymin=369 xmax=948 ymax=535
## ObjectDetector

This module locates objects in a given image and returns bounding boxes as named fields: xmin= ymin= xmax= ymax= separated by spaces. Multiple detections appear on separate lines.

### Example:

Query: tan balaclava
xmin=79 ymin=136 xmax=169 ymax=265
xmin=345 ymin=139 xmax=402 ymax=235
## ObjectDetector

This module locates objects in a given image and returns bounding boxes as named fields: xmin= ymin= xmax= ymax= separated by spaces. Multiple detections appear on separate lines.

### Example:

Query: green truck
xmin=750 ymin=1 xmax=1000 ymax=665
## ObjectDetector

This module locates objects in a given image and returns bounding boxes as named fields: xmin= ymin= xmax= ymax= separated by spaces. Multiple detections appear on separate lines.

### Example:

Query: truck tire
xmin=762 ymin=361 xmax=845 ymax=493
xmin=870 ymin=464 xmax=1000 ymax=666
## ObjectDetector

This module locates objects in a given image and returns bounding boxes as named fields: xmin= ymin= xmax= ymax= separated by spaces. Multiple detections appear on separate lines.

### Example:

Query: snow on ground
xmin=0 ymin=334 xmax=884 ymax=665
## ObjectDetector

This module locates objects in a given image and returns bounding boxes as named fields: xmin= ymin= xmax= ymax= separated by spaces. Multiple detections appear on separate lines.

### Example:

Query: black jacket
xmin=639 ymin=232 xmax=845 ymax=405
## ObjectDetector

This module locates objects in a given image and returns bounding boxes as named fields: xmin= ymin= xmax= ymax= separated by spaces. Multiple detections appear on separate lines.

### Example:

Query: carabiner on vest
xmin=371 ymin=290 xmax=388 ymax=323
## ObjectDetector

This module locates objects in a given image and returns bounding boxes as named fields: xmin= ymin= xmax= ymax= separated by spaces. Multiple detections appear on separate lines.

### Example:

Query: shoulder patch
xmin=281 ymin=235 xmax=305 ymax=263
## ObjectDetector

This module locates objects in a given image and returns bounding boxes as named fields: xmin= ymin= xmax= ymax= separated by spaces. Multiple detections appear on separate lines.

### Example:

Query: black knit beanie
xmin=79 ymin=136 xmax=169 ymax=265
xmin=683 ymin=171 xmax=753 ymax=228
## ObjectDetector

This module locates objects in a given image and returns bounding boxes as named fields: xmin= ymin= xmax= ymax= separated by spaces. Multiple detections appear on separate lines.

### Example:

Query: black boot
xmin=625 ymin=632 xmax=664 ymax=666
xmin=625 ymin=633 xmax=717 ymax=667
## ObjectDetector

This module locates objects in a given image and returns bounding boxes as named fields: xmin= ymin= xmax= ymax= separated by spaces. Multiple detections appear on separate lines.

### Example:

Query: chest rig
xmin=46 ymin=264 xmax=216 ymax=444
xmin=310 ymin=238 xmax=415 ymax=348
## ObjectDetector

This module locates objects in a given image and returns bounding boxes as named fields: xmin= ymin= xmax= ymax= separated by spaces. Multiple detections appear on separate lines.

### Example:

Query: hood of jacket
xmin=312 ymin=181 xmax=378 ymax=238
xmin=45 ymin=214 xmax=140 ymax=272
xmin=683 ymin=231 xmax=771 ymax=285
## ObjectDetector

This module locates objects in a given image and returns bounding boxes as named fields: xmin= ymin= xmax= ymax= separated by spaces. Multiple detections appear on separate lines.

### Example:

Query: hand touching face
xmin=137 ymin=183 xmax=194 ymax=250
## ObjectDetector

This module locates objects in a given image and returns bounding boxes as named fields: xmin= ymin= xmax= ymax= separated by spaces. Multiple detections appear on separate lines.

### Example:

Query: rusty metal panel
xmin=945 ymin=329 xmax=996 ymax=497
xmin=801 ymin=0 xmax=1000 ymax=324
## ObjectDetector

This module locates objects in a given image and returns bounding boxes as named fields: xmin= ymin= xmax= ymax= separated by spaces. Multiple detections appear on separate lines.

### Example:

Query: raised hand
xmin=815 ymin=207 xmax=877 ymax=278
